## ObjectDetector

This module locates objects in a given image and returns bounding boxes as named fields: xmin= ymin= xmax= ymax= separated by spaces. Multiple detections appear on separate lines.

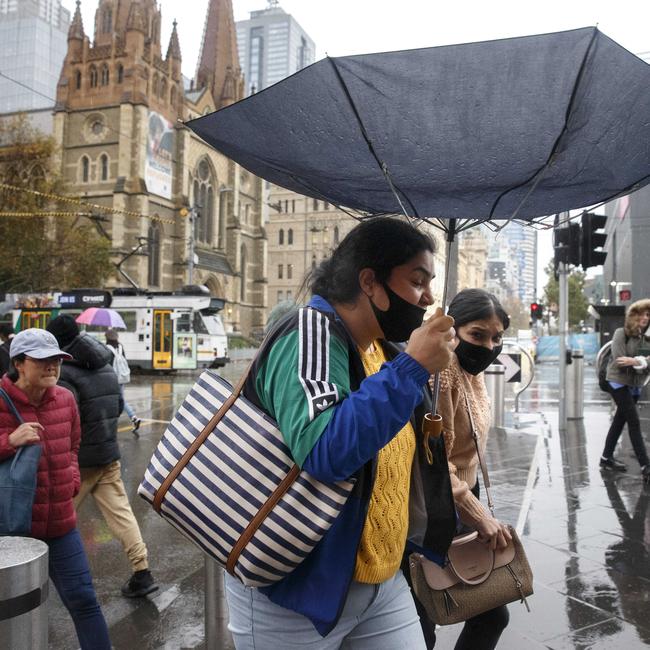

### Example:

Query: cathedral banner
xmin=145 ymin=111 xmax=174 ymax=199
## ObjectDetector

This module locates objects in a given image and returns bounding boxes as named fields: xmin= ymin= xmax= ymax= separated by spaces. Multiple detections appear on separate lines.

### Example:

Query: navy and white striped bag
xmin=138 ymin=369 xmax=355 ymax=587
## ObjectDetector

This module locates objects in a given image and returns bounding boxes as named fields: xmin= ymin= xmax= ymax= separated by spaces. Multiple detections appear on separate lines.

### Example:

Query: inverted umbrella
xmin=76 ymin=308 xmax=126 ymax=329
xmin=187 ymin=27 xmax=650 ymax=227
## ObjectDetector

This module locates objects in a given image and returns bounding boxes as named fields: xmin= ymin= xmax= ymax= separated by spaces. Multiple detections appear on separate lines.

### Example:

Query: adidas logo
xmin=315 ymin=399 xmax=333 ymax=411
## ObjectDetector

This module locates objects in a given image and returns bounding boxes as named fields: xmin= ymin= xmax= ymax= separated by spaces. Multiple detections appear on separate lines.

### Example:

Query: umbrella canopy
xmin=76 ymin=308 xmax=126 ymax=329
xmin=187 ymin=27 xmax=650 ymax=223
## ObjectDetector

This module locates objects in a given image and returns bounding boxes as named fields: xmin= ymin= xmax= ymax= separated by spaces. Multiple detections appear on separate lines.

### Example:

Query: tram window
xmin=193 ymin=311 xmax=209 ymax=334
xmin=118 ymin=311 xmax=137 ymax=331
xmin=176 ymin=313 xmax=192 ymax=332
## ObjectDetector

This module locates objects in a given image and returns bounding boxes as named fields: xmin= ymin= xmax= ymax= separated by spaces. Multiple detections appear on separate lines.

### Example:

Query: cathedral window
xmin=192 ymin=159 xmax=217 ymax=246
xmin=75 ymin=69 xmax=82 ymax=90
xmin=160 ymin=77 xmax=167 ymax=99
xmin=101 ymin=8 xmax=112 ymax=33
xmin=240 ymin=244 xmax=248 ymax=302
xmin=152 ymin=74 xmax=159 ymax=96
xmin=170 ymin=85 xmax=177 ymax=107
xmin=101 ymin=64 xmax=109 ymax=86
xmin=100 ymin=154 xmax=109 ymax=181
xmin=278 ymin=229 xmax=284 ymax=245
xmin=117 ymin=64 xmax=123 ymax=84
xmin=288 ymin=228 xmax=294 ymax=245
xmin=147 ymin=223 xmax=161 ymax=287
xmin=80 ymin=156 xmax=90 ymax=183
xmin=89 ymin=65 xmax=98 ymax=88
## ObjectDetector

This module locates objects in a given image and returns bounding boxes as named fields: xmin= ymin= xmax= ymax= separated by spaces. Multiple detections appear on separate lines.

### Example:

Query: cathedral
xmin=54 ymin=0 xmax=266 ymax=337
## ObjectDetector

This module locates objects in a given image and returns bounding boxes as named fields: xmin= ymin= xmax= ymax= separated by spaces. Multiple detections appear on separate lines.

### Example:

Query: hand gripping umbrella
xmin=186 ymin=26 xmax=650 ymax=422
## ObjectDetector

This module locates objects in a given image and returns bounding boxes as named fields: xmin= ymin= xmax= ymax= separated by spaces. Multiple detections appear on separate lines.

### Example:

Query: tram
xmin=11 ymin=286 xmax=229 ymax=371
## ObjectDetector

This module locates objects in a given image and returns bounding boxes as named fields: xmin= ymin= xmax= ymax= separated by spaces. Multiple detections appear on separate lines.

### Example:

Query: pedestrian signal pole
xmin=558 ymin=260 xmax=569 ymax=431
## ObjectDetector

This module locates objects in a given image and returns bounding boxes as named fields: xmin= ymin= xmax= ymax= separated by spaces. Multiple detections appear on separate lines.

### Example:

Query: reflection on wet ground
xmin=47 ymin=359 xmax=650 ymax=649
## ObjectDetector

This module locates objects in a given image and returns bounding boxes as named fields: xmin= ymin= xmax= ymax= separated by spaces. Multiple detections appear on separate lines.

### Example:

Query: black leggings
xmin=603 ymin=387 xmax=650 ymax=467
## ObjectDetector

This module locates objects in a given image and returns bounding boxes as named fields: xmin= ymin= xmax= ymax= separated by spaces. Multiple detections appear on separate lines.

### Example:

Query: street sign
xmin=495 ymin=352 xmax=522 ymax=382
xmin=619 ymin=289 xmax=632 ymax=301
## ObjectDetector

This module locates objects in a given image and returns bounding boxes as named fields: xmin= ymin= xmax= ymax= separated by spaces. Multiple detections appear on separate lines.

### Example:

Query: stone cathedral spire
xmin=195 ymin=0 xmax=244 ymax=108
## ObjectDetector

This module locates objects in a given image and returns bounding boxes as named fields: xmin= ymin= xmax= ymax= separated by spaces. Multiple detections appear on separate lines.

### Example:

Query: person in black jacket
xmin=0 ymin=322 xmax=15 ymax=376
xmin=46 ymin=315 xmax=158 ymax=598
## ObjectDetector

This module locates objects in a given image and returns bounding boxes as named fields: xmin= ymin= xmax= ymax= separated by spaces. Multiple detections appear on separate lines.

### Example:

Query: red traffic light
xmin=530 ymin=302 xmax=542 ymax=320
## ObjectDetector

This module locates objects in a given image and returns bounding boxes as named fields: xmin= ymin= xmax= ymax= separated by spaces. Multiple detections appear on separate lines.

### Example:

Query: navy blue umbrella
xmin=187 ymin=27 xmax=650 ymax=228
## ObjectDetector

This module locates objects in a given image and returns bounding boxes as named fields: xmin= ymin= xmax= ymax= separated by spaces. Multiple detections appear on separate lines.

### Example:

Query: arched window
xmin=279 ymin=229 xmax=284 ymax=245
xmin=334 ymin=225 xmax=340 ymax=245
xmin=147 ymin=223 xmax=161 ymax=286
xmin=160 ymin=77 xmax=167 ymax=99
xmin=75 ymin=69 xmax=82 ymax=90
xmin=100 ymin=154 xmax=109 ymax=181
xmin=192 ymin=159 xmax=217 ymax=245
xmin=101 ymin=64 xmax=109 ymax=86
xmin=170 ymin=85 xmax=177 ymax=107
xmin=288 ymin=228 xmax=293 ymax=245
xmin=102 ymin=8 xmax=112 ymax=33
xmin=311 ymin=254 xmax=317 ymax=269
xmin=80 ymin=156 xmax=90 ymax=183
xmin=240 ymin=244 xmax=247 ymax=301
xmin=117 ymin=64 xmax=123 ymax=83
xmin=152 ymin=74 xmax=159 ymax=96
xmin=89 ymin=65 xmax=98 ymax=88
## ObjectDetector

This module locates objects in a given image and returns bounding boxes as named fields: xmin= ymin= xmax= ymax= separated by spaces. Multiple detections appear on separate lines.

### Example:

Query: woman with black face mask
xmin=224 ymin=217 xmax=457 ymax=649
xmin=424 ymin=288 xmax=512 ymax=650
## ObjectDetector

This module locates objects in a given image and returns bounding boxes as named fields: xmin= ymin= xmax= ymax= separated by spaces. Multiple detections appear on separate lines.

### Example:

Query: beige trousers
xmin=74 ymin=460 xmax=148 ymax=572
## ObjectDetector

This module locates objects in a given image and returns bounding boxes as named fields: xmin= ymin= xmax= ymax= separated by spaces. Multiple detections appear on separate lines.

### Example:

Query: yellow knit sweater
xmin=353 ymin=342 xmax=416 ymax=584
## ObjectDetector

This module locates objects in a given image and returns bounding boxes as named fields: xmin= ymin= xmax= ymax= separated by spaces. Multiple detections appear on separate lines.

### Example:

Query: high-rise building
xmin=0 ymin=0 xmax=70 ymax=113
xmin=499 ymin=222 xmax=538 ymax=303
xmin=236 ymin=0 xmax=315 ymax=95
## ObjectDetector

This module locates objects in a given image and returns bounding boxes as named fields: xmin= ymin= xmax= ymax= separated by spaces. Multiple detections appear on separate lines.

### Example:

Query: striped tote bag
xmin=138 ymin=368 xmax=355 ymax=587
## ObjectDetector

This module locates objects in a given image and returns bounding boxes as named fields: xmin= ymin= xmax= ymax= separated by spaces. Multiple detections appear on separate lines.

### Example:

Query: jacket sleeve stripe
xmin=298 ymin=308 xmax=339 ymax=421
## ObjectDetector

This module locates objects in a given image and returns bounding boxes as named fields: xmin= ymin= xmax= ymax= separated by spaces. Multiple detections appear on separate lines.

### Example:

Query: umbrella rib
xmin=327 ymin=56 xmax=419 ymax=219
xmin=487 ymin=27 xmax=600 ymax=221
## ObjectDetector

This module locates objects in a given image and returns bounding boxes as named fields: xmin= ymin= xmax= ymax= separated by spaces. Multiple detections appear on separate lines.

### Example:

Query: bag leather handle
xmin=450 ymin=531 xmax=479 ymax=546
xmin=447 ymin=544 xmax=496 ymax=585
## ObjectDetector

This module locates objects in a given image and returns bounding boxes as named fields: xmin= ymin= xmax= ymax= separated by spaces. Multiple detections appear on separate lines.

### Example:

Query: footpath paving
xmin=46 ymin=363 xmax=650 ymax=649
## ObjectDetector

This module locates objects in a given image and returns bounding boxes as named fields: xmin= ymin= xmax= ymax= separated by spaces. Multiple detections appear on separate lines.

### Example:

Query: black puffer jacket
xmin=58 ymin=334 xmax=122 ymax=468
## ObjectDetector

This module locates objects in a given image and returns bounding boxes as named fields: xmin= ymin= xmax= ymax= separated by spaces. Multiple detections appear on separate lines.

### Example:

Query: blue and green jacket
xmin=243 ymin=295 xmax=455 ymax=636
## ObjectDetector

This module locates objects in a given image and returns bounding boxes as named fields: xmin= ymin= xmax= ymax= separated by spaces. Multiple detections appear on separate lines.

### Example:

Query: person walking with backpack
xmin=105 ymin=329 xmax=141 ymax=433
xmin=0 ymin=329 xmax=111 ymax=649
xmin=600 ymin=299 xmax=650 ymax=484
xmin=46 ymin=315 xmax=159 ymax=598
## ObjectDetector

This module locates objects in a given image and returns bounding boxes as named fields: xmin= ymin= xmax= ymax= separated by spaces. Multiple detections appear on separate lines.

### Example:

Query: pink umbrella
xmin=75 ymin=307 xmax=126 ymax=329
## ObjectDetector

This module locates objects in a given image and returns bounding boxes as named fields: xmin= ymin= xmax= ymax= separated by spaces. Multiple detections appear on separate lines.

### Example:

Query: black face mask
xmin=455 ymin=338 xmax=503 ymax=375
xmin=370 ymin=283 xmax=426 ymax=343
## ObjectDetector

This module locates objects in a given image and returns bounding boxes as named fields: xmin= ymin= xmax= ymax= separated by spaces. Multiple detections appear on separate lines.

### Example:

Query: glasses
xmin=25 ymin=356 xmax=63 ymax=366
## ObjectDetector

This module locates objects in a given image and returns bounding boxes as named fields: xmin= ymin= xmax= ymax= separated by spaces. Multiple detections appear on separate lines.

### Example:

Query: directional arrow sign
xmin=495 ymin=353 xmax=522 ymax=383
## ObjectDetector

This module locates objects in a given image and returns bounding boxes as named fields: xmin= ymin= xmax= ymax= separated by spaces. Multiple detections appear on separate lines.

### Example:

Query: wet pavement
xmin=46 ymin=357 xmax=650 ymax=649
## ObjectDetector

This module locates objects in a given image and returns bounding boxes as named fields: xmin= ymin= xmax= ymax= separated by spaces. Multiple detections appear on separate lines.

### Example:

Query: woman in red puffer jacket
xmin=0 ymin=328 xmax=111 ymax=650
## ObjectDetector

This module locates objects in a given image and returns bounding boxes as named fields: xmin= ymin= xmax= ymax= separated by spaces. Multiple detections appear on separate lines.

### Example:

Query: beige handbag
xmin=409 ymin=390 xmax=533 ymax=625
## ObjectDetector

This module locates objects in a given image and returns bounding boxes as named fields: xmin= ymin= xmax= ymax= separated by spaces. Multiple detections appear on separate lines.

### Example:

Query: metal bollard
xmin=484 ymin=364 xmax=506 ymax=428
xmin=0 ymin=536 xmax=49 ymax=649
xmin=566 ymin=349 xmax=584 ymax=419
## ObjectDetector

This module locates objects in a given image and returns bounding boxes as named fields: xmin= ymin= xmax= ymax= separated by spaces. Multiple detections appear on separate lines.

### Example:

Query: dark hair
xmin=6 ymin=353 xmax=25 ymax=382
xmin=0 ymin=323 xmax=13 ymax=338
xmin=447 ymin=288 xmax=510 ymax=331
xmin=310 ymin=217 xmax=435 ymax=303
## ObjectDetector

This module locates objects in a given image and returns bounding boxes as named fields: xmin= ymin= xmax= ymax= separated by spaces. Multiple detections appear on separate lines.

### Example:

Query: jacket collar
xmin=1 ymin=375 xmax=58 ymax=408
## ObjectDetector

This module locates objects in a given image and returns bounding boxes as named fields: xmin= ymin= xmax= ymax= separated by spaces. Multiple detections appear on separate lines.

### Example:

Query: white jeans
xmin=224 ymin=569 xmax=427 ymax=649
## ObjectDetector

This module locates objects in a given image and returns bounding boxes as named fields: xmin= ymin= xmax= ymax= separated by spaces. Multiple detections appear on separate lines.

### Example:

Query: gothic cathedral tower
xmin=54 ymin=0 xmax=266 ymax=338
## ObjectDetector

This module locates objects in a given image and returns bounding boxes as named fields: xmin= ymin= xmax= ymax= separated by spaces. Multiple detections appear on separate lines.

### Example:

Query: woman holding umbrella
xmin=225 ymin=217 xmax=456 ymax=648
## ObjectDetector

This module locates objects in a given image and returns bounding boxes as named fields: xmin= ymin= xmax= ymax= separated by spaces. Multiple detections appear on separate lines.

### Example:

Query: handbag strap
xmin=462 ymin=388 xmax=495 ymax=517
xmin=0 ymin=387 xmax=25 ymax=424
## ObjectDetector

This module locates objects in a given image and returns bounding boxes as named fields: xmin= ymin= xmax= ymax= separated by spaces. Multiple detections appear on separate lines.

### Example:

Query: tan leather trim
xmin=152 ymin=363 xmax=252 ymax=513
xmin=226 ymin=464 xmax=301 ymax=576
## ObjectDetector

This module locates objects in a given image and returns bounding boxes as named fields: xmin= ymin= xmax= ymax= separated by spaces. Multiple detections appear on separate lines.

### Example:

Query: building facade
xmin=53 ymin=0 xmax=266 ymax=336
xmin=0 ymin=0 xmax=70 ymax=113
xmin=236 ymin=0 xmax=315 ymax=96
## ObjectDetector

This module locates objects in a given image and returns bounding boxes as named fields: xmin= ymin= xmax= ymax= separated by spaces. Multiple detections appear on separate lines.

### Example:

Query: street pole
xmin=188 ymin=207 xmax=195 ymax=285
xmin=558 ymin=260 xmax=569 ymax=432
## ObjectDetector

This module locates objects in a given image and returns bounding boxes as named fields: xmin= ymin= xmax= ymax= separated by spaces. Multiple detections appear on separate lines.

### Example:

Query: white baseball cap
xmin=9 ymin=328 xmax=73 ymax=360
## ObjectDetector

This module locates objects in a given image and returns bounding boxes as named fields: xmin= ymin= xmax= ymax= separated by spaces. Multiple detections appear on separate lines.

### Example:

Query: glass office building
xmin=236 ymin=2 xmax=315 ymax=95
xmin=0 ymin=0 xmax=70 ymax=113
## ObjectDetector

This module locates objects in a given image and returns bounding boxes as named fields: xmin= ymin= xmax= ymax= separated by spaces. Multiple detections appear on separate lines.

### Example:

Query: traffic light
xmin=580 ymin=212 xmax=608 ymax=269
xmin=530 ymin=302 xmax=542 ymax=321
xmin=553 ymin=222 xmax=581 ymax=266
